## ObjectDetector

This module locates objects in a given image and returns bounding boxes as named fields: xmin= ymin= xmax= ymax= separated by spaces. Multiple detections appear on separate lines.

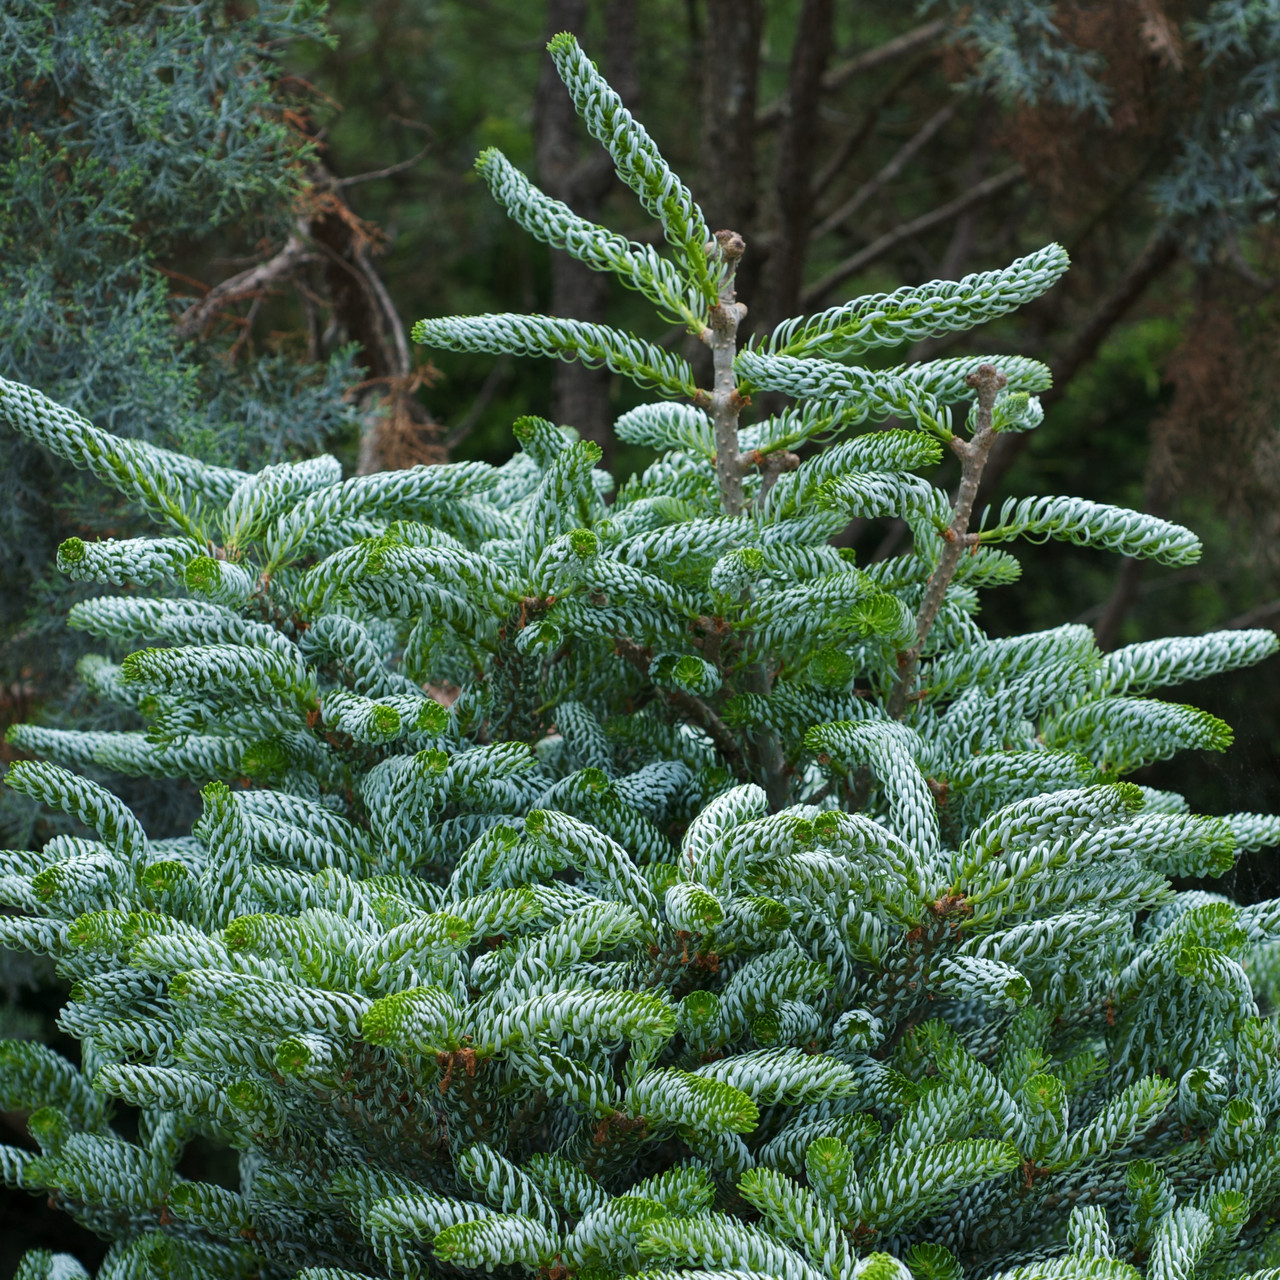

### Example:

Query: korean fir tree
xmin=3 ymin=29 xmax=1280 ymax=1280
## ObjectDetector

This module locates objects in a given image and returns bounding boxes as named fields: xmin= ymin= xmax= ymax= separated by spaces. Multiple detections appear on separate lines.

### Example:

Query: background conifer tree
xmin=0 ymin=0 xmax=446 ymax=850
xmin=0 ymin=27 xmax=1279 ymax=1280
xmin=0 ymin=0 xmax=353 ymax=847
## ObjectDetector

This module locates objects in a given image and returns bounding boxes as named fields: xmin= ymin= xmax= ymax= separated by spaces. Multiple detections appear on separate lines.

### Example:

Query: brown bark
xmin=757 ymin=0 xmax=835 ymax=332
xmin=534 ymin=0 xmax=638 ymax=465
xmin=698 ymin=0 xmax=764 ymax=303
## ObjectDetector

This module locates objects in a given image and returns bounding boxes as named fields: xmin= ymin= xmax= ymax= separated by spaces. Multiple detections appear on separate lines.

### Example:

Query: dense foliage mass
xmin=299 ymin=0 xmax=1280 ymax=844
xmin=2 ymin=33 xmax=1280 ymax=1280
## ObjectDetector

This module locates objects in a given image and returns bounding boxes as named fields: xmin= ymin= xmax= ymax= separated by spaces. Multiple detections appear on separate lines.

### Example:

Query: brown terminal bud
xmin=710 ymin=229 xmax=746 ymax=261
xmin=964 ymin=362 xmax=1008 ymax=396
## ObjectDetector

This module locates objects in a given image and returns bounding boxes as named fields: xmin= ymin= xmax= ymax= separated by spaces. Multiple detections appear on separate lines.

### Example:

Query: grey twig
xmin=889 ymin=363 xmax=1006 ymax=719
xmin=810 ymin=100 xmax=961 ymax=243
xmin=333 ymin=141 xmax=432 ymax=189
xmin=445 ymin=356 xmax=513 ymax=450
xmin=175 ymin=234 xmax=315 ymax=340
xmin=702 ymin=230 xmax=750 ymax=518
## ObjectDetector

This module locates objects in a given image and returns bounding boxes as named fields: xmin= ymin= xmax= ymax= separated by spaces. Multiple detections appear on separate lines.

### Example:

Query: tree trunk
xmin=534 ymin=0 xmax=638 ymax=465
xmin=699 ymin=0 xmax=764 ymax=299
xmin=757 ymin=0 xmax=835 ymax=333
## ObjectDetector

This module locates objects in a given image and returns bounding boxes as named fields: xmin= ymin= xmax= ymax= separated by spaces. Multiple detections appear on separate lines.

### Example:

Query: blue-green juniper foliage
xmin=3 ymin=31 xmax=1280 ymax=1280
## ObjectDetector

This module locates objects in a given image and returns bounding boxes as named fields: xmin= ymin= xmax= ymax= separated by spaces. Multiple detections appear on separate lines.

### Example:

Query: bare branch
xmin=333 ymin=140 xmax=433 ymax=189
xmin=1225 ymin=599 xmax=1280 ymax=630
xmin=224 ymin=294 xmax=264 ymax=364
xmin=810 ymin=53 xmax=939 ymax=203
xmin=889 ymin=363 xmax=1006 ymax=719
xmin=756 ymin=18 xmax=948 ymax=127
xmin=668 ymin=688 xmax=745 ymax=771
xmin=801 ymin=168 xmax=1023 ymax=308
xmin=301 ymin=167 xmax=442 ymax=472
xmin=810 ymin=100 xmax=960 ymax=243
xmin=751 ymin=448 xmax=800 ymax=511
xmin=445 ymin=355 xmax=512 ymax=450
xmin=174 ymin=234 xmax=315 ymax=340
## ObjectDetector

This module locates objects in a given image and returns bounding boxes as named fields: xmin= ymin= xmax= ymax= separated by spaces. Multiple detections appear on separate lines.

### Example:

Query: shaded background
xmin=2 ymin=0 xmax=1278 ymax=1269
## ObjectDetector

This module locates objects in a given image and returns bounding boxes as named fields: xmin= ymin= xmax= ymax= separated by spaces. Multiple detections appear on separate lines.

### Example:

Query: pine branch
xmin=8 ymin=28 xmax=1280 ymax=1279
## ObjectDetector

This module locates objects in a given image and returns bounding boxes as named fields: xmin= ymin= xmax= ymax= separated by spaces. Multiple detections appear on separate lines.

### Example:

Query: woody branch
xmin=889 ymin=362 xmax=1006 ymax=719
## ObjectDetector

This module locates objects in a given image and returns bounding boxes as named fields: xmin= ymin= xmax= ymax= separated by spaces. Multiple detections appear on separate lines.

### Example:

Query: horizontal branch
xmin=333 ymin=140 xmax=432 ymax=189
xmin=1225 ymin=599 xmax=1280 ymax=630
xmin=978 ymin=224 xmax=1181 ymax=502
xmin=800 ymin=168 xmax=1024 ymax=308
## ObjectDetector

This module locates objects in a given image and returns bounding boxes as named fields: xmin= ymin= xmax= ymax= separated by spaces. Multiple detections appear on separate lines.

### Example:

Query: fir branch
xmin=546 ymin=32 xmax=717 ymax=304
xmin=412 ymin=313 xmax=698 ymax=399
xmin=768 ymin=243 xmax=1070 ymax=360
xmin=475 ymin=147 xmax=701 ymax=327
